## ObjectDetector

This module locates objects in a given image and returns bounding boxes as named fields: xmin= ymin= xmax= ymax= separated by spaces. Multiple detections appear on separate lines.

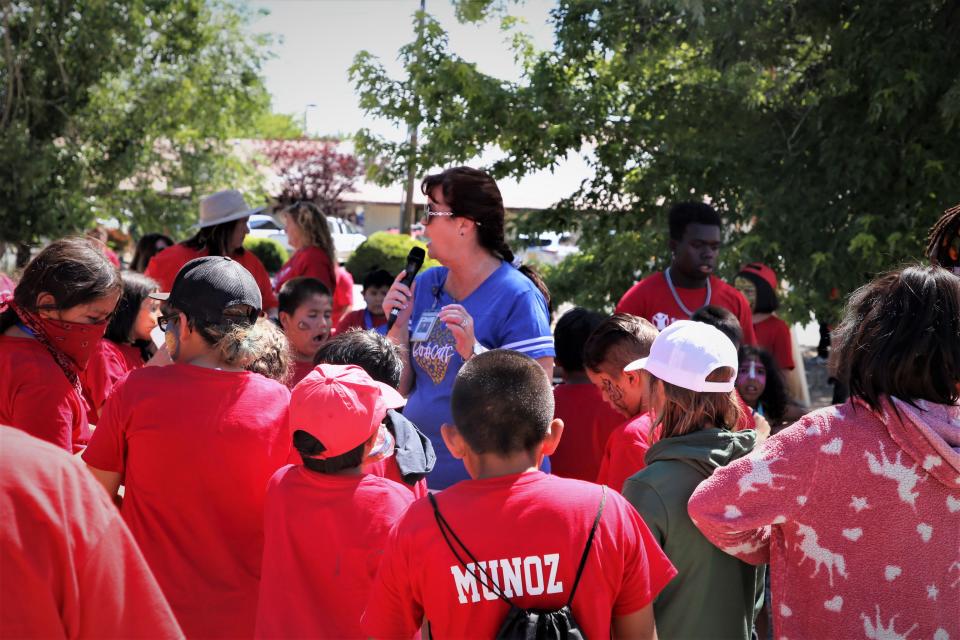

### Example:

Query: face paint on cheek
xmin=164 ymin=326 xmax=180 ymax=360
xmin=601 ymin=378 xmax=628 ymax=412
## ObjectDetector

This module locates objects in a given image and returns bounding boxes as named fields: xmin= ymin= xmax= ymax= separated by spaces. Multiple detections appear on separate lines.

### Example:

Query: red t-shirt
xmin=616 ymin=272 xmax=756 ymax=344
xmin=332 ymin=267 xmax=354 ymax=326
xmin=80 ymin=339 xmax=142 ymax=425
xmin=255 ymin=466 xmax=413 ymax=638
xmin=335 ymin=308 xmax=388 ymax=334
xmin=753 ymin=315 xmax=795 ymax=370
xmin=361 ymin=472 xmax=677 ymax=638
xmin=0 ymin=427 xmax=182 ymax=638
xmin=596 ymin=412 xmax=654 ymax=493
xmin=83 ymin=364 xmax=291 ymax=639
xmin=551 ymin=383 xmax=625 ymax=482
xmin=0 ymin=336 xmax=89 ymax=453
xmin=287 ymin=358 xmax=315 ymax=389
xmin=145 ymin=242 xmax=279 ymax=311
xmin=274 ymin=246 xmax=337 ymax=295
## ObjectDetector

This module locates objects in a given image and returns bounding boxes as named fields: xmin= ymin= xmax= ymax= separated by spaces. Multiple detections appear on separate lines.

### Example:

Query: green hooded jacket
xmin=622 ymin=428 xmax=764 ymax=640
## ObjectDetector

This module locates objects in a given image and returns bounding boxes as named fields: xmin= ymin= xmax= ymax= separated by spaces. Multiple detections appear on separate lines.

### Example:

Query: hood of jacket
xmin=386 ymin=409 xmax=436 ymax=484
xmin=645 ymin=427 xmax=757 ymax=478
xmin=880 ymin=396 xmax=960 ymax=488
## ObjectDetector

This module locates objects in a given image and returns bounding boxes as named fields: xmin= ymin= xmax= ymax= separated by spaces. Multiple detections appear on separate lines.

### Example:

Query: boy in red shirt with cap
xmin=582 ymin=314 xmax=659 ymax=493
xmin=361 ymin=350 xmax=675 ymax=638
xmin=255 ymin=364 xmax=413 ymax=639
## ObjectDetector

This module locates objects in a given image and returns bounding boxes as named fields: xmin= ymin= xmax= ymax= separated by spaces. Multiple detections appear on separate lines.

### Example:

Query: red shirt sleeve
xmin=10 ymin=377 xmax=84 ymax=454
xmin=81 ymin=381 xmax=128 ymax=474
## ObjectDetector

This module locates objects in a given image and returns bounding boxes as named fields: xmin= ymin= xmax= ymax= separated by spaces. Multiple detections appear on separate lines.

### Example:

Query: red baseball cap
xmin=738 ymin=262 xmax=778 ymax=292
xmin=289 ymin=364 xmax=405 ymax=459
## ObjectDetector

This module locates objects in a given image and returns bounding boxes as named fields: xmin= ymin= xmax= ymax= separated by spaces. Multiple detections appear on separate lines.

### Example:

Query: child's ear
xmin=440 ymin=423 xmax=467 ymax=460
xmin=278 ymin=311 xmax=291 ymax=330
xmin=623 ymin=369 xmax=644 ymax=388
xmin=540 ymin=418 xmax=564 ymax=456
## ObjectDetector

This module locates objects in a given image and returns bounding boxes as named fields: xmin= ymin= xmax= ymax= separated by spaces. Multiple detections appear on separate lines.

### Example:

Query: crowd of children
xmin=0 ymin=182 xmax=958 ymax=639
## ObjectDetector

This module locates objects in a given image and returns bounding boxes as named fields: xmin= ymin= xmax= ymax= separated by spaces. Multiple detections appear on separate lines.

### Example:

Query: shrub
xmin=345 ymin=231 xmax=438 ymax=280
xmin=244 ymin=236 xmax=289 ymax=274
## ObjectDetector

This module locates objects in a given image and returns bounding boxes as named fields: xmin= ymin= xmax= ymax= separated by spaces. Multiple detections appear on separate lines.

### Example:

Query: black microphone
xmin=387 ymin=247 xmax=426 ymax=330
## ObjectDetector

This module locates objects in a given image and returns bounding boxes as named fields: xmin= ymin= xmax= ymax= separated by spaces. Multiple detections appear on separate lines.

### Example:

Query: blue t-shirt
xmin=402 ymin=262 xmax=555 ymax=489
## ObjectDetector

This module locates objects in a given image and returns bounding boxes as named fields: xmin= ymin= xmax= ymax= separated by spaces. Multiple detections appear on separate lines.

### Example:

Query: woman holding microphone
xmin=384 ymin=166 xmax=554 ymax=489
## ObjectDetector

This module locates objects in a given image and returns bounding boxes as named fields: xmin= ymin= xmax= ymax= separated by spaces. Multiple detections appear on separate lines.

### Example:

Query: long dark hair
xmin=0 ymin=238 xmax=121 ymax=333
xmin=738 ymin=345 xmax=788 ymax=424
xmin=421 ymin=167 xmax=551 ymax=312
xmin=833 ymin=264 xmax=960 ymax=411
xmin=105 ymin=272 xmax=158 ymax=361
xmin=183 ymin=219 xmax=246 ymax=257
xmin=130 ymin=233 xmax=173 ymax=273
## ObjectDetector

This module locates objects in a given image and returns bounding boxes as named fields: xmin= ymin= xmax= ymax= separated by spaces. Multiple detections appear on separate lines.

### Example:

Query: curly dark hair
xmin=926 ymin=203 xmax=960 ymax=269
xmin=737 ymin=345 xmax=789 ymax=425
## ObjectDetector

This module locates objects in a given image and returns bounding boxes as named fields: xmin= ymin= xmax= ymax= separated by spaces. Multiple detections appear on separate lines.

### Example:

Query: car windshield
xmin=249 ymin=216 xmax=281 ymax=230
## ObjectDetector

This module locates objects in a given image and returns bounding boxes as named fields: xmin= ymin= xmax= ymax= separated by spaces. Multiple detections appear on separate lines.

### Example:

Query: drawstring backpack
xmin=428 ymin=485 xmax=607 ymax=639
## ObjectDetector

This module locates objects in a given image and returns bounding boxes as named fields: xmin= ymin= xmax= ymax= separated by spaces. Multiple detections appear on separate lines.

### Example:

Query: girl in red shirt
xmin=273 ymin=200 xmax=338 ymax=295
xmin=80 ymin=272 xmax=161 ymax=423
xmin=0 ymin=238 xmax=121 ymax=452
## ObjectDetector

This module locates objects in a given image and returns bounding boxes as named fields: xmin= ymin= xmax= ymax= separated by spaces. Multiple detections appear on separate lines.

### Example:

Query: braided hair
xmin=926 ymin=203 xmax=960 ymax=270
xmin=421 ymin=167 xmax=551 ymax=313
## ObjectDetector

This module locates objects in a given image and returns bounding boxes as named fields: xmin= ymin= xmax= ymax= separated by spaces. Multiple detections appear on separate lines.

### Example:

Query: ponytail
xmin=190 ymin=305 xmax=275 ymax=369
xmin=494 ymin=239 xmax=552 ymax=315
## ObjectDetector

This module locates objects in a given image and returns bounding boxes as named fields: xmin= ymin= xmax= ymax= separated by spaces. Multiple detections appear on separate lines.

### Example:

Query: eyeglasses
xmin=421 ymin=202 xmax=481 ymax=226
xmin=158 ymin=313 xmax=181 ymax=332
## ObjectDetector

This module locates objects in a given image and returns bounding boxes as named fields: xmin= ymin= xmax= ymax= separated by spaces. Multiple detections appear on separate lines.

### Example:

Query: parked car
xmin=517 ymin=232 xmax=579 ymax=266
xmin=247 ymin=213 xmax=367 ymax=265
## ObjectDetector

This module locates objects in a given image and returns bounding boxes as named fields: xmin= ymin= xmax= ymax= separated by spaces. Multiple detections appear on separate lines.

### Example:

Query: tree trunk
xmin=16 ymin=242 xmax=31 ymax=268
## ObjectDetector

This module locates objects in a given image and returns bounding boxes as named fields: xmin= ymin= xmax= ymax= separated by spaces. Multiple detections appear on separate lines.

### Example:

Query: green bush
xmin=345 ymin=231 xmax=438 ymax=280
xmin=244 ymin=236 xmax=289 ymax=274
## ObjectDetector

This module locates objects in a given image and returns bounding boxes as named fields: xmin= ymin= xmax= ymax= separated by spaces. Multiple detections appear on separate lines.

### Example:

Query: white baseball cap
xmin=624 ymin=320 xmax=738 ymax=392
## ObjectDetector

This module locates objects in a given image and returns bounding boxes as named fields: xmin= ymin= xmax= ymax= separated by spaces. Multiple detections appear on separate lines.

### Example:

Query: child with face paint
xmin=0 ymin=238 xmax=121 ymax=452
xmin=582 ymin=313 xmax=659 ymax=493
xmin=735 ymin=345 xmax=792 ymax=433
xmin=83 ymin=256 xmax=291 ymax=639
xmin=278 ymin=277 xmax=333 ymax=388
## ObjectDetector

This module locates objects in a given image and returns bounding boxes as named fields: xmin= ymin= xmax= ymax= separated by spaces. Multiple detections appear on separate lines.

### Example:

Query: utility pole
xmin=400 ymin=0 xmax=425 ymax=234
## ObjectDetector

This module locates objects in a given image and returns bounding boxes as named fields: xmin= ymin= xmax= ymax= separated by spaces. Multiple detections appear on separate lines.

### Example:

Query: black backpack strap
xmin=428 ymin=493 xmax=516 ymax=608
xmin=566 ymin=484 xmax=607 ymax=607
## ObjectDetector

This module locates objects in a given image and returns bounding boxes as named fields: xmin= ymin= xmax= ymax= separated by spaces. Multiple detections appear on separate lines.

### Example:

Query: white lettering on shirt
xmin=544 ymin=553 xmax=564 ymax=594
xmin=500 ymin=557 xmax=523 ymax=598
xmin=451 ymin=564 xmax=481 ymax=604
xmin=523 ymin=556 xmax=545 ymax=596
xmin=449 ymin=554 xmax=564 ymax=605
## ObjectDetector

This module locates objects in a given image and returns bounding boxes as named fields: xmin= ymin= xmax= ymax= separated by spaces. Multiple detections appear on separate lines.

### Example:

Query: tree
xmin=255 ymin=140 xmax=362 ymax=217
xmin=352 ymin=0 xmax=960 ymax=321
xmin=0 ymin=0 xmax=273 ymax=265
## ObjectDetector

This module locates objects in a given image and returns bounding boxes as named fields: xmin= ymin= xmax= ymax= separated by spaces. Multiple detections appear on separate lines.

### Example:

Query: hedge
xmin=243 ymin=236 xmax=289 ymax=274
xmin=345 ymin=231 xmax=438 ymax=280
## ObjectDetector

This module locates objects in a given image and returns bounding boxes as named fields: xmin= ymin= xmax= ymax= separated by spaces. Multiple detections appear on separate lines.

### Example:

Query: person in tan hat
xmin=145 ymin=189 xmax=279 ymax=314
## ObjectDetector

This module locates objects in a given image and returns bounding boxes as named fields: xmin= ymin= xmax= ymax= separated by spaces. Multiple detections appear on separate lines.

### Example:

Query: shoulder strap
xmin=428 ymin=493 xmax=516 ymax=608
xmin=566 ymin=484 xmax=607 ymax=607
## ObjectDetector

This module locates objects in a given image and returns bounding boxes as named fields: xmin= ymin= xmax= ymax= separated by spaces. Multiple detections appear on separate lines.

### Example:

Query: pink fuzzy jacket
xmin=688 ymin=397 xmax=960 ymax=640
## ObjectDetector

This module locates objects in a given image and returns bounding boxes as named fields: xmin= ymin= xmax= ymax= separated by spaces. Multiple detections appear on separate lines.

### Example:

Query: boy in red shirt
xmin=583 ymin=314 xmax=659 ymax=492
xmin=361 ymin=350 xmax=676 ymax=638
xmin=550 ymin=307 xmax=624 ymax=482
xmin=83 ymin=256 xmax=291 ymax=639
xmin=616 ymin=201 xmax=756 ymax=343
xmin=278 ymin=276 xmax=333 ymax=387
xmin=314 ymin=330 xmax=435 ymax=497
xmin=335 ymin=268 xmax=392 ymax=334
xmin=255 ymin=364 xmax=412 ymax=638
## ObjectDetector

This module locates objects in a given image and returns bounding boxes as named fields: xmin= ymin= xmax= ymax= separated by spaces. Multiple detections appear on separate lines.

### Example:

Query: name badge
xmin=411 ymin=310 xmax=440 ymax=342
